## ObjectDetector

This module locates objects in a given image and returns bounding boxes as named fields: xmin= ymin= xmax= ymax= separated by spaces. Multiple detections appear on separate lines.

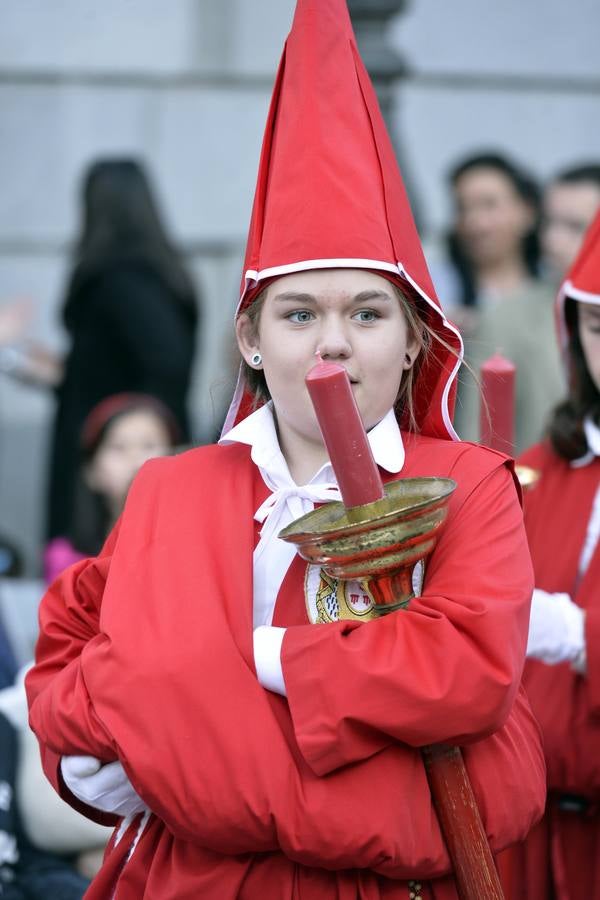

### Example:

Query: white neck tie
xmin=254 ymin=482 xmax=341 ymax=557
xmin=252 ymin=481 xmax=341 ymax=627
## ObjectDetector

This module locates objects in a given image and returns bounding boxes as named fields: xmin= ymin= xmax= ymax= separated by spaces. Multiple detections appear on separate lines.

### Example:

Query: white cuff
xmin=253 ymin=626 xmax=287 ymax=696
xmin=527 ymin=589 xmax=585 ymax=665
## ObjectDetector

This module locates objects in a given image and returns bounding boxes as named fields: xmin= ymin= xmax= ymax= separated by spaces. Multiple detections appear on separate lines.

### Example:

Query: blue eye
xmin=353 ymin=309 xmax=379 ymax=323
xmin=287 ymin=310 xmax=314 ymax=324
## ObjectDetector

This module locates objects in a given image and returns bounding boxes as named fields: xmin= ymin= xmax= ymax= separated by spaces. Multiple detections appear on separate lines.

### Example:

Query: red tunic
xmin=26 ymin=433 xmax=545 ymax=899
xmin=498 ymin=441 xmax=600 ymax=900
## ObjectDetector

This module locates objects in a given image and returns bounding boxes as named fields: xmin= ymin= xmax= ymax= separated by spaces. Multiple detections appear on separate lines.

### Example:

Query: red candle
xmin=479 ymin=351 xmax=516 ymax=455
xmin=305 ymin=356 xmax=385 ymax=507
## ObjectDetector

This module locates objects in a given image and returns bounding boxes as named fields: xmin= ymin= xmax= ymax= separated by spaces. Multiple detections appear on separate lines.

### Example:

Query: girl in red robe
xmin=26 ymin=1 xmax=545 ymax=897
xmin=498 ymin=210 xmax=600 ymax=899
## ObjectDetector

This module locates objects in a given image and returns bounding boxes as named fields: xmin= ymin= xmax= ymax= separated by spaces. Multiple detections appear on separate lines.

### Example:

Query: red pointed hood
xmin=556 ymin=208 xmax=600 ymax=368
xmin=226 ymin=0 xmax=462 ymax=440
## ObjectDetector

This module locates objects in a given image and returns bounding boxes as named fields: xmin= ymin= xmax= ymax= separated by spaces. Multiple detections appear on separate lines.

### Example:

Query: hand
xmin=20 ymin=341 xmax=63 ymax=387
xmin=526 ymin=589 xmax=585 ymax=666
xmin=61 ymin=755 xmax=148 ymax=818
xmin=0 ymin=297 xmax=32 ymax=345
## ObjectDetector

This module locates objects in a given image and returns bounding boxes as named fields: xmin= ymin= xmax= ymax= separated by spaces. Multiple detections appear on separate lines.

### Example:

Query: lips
xmin=308 ymin=364 xmax=358 ymax=383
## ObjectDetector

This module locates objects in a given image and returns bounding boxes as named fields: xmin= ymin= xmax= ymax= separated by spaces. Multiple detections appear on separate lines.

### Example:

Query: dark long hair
xmin=63 ymin=158 xmax=197 ymax=327
xmin=552 ymin=163 xmax=600 ymax=191
xmin=548 ymin=299 xmax=600 ymax=460
xmin=447 ymin=152 xmax=541 ymax=308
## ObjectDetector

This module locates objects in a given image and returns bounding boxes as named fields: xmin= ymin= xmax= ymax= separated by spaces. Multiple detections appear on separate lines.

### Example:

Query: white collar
xmin=571 ymin=417 xmax=600 ymax=468
xmin=219 ymin=401 xmax=405 ymax=487
xmin=220 ymin=404 xmax=405 ymax=599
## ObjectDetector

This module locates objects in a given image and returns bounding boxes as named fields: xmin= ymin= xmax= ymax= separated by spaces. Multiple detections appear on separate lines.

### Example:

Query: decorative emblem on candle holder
xmin=279 ymin=476 xmax=456 ymax=614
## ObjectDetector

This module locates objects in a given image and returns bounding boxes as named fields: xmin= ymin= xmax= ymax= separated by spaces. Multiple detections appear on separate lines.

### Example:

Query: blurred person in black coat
xmin=47 ymin=158 xmax=199 ymax=540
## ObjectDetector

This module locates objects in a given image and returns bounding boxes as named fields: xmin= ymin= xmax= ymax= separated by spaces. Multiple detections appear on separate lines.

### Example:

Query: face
xmin=236 ymin=268 xmax=419 ymax=455
xmin=578 ymin=302 xmax=600 ymax=393
xmin=542 ymin=182 xmax=600 ymax=282
xmin=86 ymin=409 xmax=172 ymax=508
xmin=453 ymin=168 xmax=534 ymax=268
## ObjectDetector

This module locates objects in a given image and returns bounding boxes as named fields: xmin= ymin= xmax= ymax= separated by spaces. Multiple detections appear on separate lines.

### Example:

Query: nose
xmin=316 ymin=318 xmax=352 ymax=360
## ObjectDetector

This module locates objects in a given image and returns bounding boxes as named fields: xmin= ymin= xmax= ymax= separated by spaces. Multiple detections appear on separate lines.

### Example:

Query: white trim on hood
xmin=562 ymin=280 xmax=600 ymax=305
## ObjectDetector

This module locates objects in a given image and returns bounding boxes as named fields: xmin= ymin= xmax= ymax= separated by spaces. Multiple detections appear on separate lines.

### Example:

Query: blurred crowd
xmin=428 ymin=155 xmax=600 ymax=451
xmin=0 ymin=150 xmax=598 ymax=895
xmin=0 ymin=158 xmax=199 ymax=897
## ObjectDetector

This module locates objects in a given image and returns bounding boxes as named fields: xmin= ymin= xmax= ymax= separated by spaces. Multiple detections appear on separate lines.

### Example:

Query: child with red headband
xmin=26 ymin=2 xmax=545 ymax=897
xmin=498 ymin=211 xmax=600 ymax=899
xmin=44 ymin=393 xmax=178 ymax=584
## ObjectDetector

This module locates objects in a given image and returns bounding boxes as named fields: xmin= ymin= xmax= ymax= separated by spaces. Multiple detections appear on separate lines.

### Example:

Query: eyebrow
xmin=580 ymin=304 xmax=600 ymax=319
xmin=353 ymin=290 xmax=393 ymax=303
xmin=273 ymin=291 xmax=317 ymax=304
xmin=272 ymin=289 xmax=393 ymax=304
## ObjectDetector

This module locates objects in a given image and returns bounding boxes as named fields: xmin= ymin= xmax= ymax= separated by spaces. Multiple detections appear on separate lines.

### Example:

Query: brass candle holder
xmin=278 ymin=476 xmax=457 ymax=614
xmin=279 ymin=474 xmax=508 ymax=900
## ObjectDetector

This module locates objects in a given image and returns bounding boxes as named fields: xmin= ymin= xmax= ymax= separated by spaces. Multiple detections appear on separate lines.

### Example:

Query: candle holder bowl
xmin=278 ymin=476 xmax=456 ymax=613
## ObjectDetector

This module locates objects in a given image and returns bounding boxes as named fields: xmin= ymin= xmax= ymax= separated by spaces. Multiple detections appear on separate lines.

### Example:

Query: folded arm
xmin=281 ymin=461 xmax=534 ymax=775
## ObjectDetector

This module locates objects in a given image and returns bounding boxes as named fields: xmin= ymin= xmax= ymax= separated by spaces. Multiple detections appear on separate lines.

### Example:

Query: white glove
xmin=61 ymin=755 xmax=148 ymax=817
xmin=526 ymin=589 xmax=586 ymax=667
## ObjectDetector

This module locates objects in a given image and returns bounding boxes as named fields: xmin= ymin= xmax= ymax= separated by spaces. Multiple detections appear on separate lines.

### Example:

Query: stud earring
xmin=251 ymin=352 xmax=262 ymax=366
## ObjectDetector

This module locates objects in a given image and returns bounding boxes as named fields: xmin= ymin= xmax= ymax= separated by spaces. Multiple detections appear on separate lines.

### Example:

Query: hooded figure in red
xmin=498 ymin=209 xmax=600 ymax=900
xmin=26 ymin=2 xmax=544 ymax=897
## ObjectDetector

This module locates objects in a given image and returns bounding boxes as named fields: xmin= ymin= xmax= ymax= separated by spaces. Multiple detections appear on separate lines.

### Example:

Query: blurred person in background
xmin=432 ymin=151 xmax=563 ymax=451
xmin=0 ymin=672 xmax=110 ymax=899
xmin=0 ymin=393 xmax=177 ymax=894
xmin=541 ymin=163 xmax=600 ymax=284
xmin=431 ymin=151 xmax=542 ymax=333
xmin=47 ymin=158 xmax=199 ymax=542
xmin=0 ymin=615 xmax=105 ymax=898
xmin=498 ymin=209 xmax=600 ymax=900
xmin=44 ymin=393 xmax=179 ymax=582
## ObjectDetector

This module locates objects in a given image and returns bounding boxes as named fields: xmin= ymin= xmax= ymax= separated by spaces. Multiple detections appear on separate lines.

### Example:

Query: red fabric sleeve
xmin=26 ymin=527 xmax=122 ymax=824
xmin=281 ymin=461 xmax=533 ymax=775
xmin=584 ymin=600 xmax=600 ymax=714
